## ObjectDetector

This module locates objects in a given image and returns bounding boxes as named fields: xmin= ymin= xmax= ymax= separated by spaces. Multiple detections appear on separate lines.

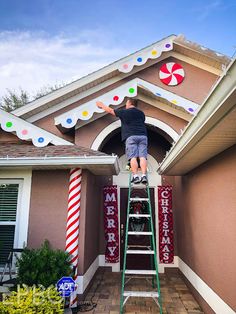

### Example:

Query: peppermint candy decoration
xmin=159 ymin=62 xmax=185 ymax=86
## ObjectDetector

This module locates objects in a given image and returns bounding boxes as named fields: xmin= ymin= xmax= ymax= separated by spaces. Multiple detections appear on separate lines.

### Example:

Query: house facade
xmin=0 ymin=34 xmax=235 ymax=313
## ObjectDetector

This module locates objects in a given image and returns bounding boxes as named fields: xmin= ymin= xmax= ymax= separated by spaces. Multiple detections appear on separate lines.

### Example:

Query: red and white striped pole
xmin=65 ymin=168 xmax=82 ymax=308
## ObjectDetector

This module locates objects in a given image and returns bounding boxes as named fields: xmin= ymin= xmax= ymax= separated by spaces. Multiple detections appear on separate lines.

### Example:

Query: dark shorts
xmin=125 ymin=135 xmax=148 ymax=160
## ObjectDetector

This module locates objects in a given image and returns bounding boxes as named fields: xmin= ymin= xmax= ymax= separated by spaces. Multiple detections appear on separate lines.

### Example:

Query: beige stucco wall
xmin=28 ymin=170 xmax=70 ymax=250
xmin=174 ymin=144 xmax=236 ymax=312
xmin=28 ymin=169 xmax=104 ymax=276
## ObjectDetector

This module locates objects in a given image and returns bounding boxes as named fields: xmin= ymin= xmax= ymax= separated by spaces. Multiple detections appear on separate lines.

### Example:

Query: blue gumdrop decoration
xmin=38 ymin=137 xmax=44 ymax=143
xmin=66 ymin=118 xmax=72 ymax=124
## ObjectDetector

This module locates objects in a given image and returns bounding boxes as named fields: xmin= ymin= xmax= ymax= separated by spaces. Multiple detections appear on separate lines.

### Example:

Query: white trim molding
xmin=91 ymin=116 xmax=179 ymax=151
xmin=178 ymin=258 xmax=235 ymax=314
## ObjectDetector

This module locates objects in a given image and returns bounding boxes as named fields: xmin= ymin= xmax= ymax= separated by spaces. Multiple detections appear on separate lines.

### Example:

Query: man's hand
xmin=96 ymin=101 xmax=104 ymax=109
xmin=96 ymin=101 xmax=115 ymax=116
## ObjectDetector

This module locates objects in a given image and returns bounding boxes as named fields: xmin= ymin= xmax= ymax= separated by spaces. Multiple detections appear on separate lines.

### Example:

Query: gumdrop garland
xmin=55 ymin=78 xmax=199 ymax=129
xmin=0 ymin=108 xmax=70 ymax=147
xmin=55 ymin=81 xmax=138 ymax=129
xmin=118 ymin=41 xmax=174 ymax=73
xmin=159 ymin=62 xmax=185 ymax=86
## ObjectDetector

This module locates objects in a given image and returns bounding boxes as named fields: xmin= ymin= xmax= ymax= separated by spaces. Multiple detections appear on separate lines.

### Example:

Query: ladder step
xmin=131 ymin=183 xmax=147 ymax=189
xmin=128 ymin=231 xmax=152 ymax=235
xmin=128 ymin=245 xmax=151 ymax=249
xmin=125 ymin=270 xmax=157 ymax=275
xmin=123 ymin=291 xmax=159 ymax=298
xmin=130 ymin=198 xmax=149 ymax=202
xmin=129 ymin=214 xmax=150 ymax=218
xmin=127 ymin=250 xmax=154 ymax=254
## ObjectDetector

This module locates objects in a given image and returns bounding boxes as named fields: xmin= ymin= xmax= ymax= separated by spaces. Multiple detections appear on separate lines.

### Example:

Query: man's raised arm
xmin=96 ymin=101 xmax=115 ymax=116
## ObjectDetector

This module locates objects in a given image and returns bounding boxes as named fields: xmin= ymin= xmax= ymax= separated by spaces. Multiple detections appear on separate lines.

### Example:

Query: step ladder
xmin=120 ymin=174 xmax=163 ymax=314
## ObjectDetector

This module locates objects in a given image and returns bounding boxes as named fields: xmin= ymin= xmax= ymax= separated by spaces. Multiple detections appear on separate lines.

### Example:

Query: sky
xmin=0 ymin=0 xmax=235 ymax=99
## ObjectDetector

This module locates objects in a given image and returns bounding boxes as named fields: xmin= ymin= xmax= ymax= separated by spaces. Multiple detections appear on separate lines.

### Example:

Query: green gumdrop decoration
xmin=129 ymin=88 xmax=135 ymax=94
xmin=6 ymin=121 xmax=13 ymax=128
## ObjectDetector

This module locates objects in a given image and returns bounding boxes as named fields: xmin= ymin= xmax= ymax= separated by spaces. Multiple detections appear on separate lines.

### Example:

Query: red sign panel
xmin=103 ymin=186 xmax=119 ymax=263
xmin=158 ymin=186 xmax=174 ymax=263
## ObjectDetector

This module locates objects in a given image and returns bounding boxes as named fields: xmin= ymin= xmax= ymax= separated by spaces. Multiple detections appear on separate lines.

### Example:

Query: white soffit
xmin=54 ymin=78 xmax=199 ymax=129
xmin=0 ymin=109 xmax=72 ymax=147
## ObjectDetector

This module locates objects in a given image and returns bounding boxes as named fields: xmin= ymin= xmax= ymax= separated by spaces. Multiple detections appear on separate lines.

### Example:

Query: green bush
xmin=0 ymin=285 xmax=64 ymax=313
xmin=16 ymin=240 xmax=72 ymax=287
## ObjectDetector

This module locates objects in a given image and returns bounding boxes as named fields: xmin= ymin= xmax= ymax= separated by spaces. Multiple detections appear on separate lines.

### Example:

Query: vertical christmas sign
xmin=158 ymin=186 xmax=174 ymax=263
xmin=103 ymin=186 xmax=119 ymax=263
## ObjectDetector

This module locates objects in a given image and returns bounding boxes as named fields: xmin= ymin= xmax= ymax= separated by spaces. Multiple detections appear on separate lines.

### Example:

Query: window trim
xmin=0 ymin=179 xmax=22 ymax=249
xmin=0 ymin=170 xmax=32 ymax=270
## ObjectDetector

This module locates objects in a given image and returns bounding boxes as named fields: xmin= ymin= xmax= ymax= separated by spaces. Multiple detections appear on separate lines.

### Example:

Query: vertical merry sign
xmin=103 ymin=186 xmax=119 ymax=263
xmin=158 ymin=186 xmax=174 ymax=263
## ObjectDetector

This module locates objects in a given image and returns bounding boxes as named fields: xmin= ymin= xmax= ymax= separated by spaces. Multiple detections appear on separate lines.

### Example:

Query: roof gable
xmin=12 ymin=35 xmax=176 ymax=118
xmin=11 ymin=34 xmax=231 ymax=123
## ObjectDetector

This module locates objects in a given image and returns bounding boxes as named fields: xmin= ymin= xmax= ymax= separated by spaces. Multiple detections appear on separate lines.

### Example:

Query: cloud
xmin=195 ymin=1 xmax=221 ymax=20
xmin=0 ymin=30 xmax=128 ymax=99
xmin=194 ymin=0 xmax=236 ymax=21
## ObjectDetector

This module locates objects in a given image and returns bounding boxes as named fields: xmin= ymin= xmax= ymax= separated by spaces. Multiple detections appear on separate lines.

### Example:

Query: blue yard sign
xmin=57 ymin=276 xmax=76 ymax=297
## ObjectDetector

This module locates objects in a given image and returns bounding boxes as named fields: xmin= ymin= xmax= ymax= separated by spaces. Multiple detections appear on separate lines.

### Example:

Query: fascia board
xmin=0 ymin=155 xmax=120 ymax=173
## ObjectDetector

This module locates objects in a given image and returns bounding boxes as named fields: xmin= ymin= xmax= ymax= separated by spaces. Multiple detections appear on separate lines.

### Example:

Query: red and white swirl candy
xmin=159 ymin=62 xmax=185 ymax=86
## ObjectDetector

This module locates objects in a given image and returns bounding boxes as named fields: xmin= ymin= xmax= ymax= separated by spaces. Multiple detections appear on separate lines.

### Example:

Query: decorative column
xmin=65 ymin=168 xmax=82 ymax=308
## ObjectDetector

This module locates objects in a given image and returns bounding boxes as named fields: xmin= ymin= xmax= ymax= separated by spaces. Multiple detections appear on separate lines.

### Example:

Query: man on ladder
xmin=97 ymin=98 xmax=163 ymax=313
xmin=96 ymin=98 xmax=148 ymax=184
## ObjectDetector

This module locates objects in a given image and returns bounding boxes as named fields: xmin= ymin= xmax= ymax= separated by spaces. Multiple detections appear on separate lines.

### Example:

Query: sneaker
xmin=131 ymin=176 xmax=141 ymax=184
xmin=141 ymin=175 xmax=148 ymax=184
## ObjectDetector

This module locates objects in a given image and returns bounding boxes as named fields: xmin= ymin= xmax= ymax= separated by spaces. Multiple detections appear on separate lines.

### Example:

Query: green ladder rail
xmin=120 ymin=173 xmax=163 ymax=314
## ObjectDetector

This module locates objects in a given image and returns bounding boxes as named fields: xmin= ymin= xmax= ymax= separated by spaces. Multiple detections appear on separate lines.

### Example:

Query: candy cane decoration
xmin=65 ymin=168 xmax=82 ymax=308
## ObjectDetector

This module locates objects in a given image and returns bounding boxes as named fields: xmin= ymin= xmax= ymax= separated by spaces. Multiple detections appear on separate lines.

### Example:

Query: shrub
xmin=0 ymin=285 xmax=64 ymax=313
xmin=16 ymin=240 xmax=72 ymax=287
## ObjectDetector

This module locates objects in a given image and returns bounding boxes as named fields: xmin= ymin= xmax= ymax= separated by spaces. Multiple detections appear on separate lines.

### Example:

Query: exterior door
xmin=120 ymin=187 xmax=156 ymax=270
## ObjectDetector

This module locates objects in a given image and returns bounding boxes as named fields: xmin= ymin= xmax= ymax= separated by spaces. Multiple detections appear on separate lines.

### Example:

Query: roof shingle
xmin=0 ymin=144 xmax=108 ymax=158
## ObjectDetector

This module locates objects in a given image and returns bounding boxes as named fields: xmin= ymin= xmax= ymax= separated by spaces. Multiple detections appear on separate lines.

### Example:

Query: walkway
xmin=76 ymin=268 xmax=204 ymax=314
